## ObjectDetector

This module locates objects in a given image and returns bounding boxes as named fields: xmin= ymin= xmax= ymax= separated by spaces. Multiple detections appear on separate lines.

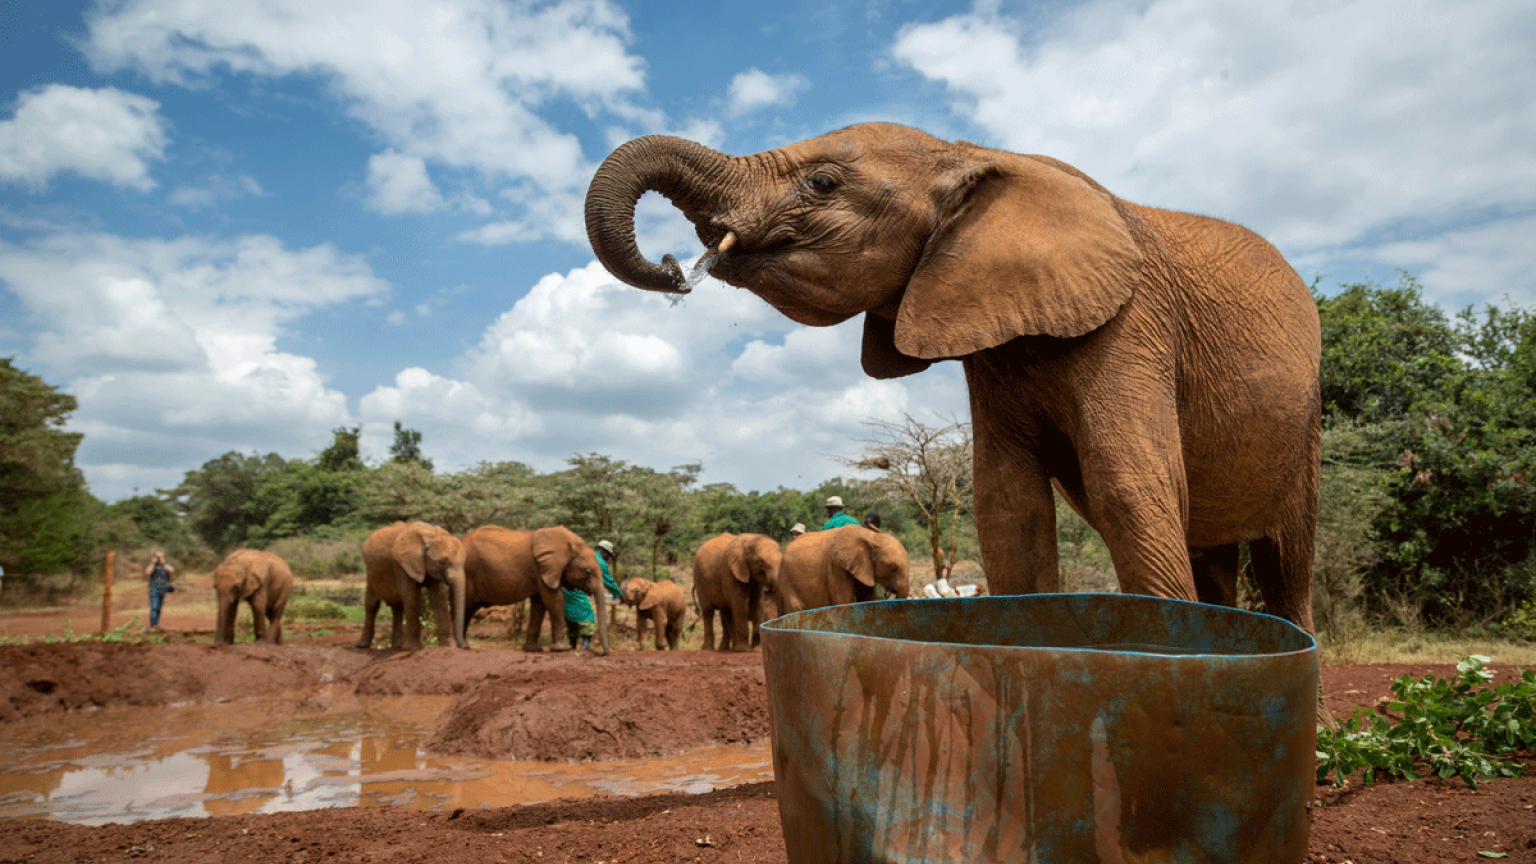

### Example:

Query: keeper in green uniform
xmin=563 ymin=539 xmax=623 ymax=650
xmin=822 ymin=496 xmax=859 ymax=530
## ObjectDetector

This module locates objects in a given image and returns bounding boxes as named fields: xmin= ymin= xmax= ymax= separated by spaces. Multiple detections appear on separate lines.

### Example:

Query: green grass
xmin=1320 ymin=627 xmax=1536 ymax=666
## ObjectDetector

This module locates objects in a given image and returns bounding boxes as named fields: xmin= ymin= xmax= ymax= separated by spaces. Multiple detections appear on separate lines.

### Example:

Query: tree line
xmin=2 ymin=275 xmax=1531 ymax=633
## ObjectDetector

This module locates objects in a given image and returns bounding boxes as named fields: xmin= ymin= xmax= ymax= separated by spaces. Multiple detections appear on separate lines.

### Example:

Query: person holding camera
xmin=144 ymin=551 xmax=175 ymax=629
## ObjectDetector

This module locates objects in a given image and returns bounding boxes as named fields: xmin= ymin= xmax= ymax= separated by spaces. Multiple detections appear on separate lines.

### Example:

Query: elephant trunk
xmin=450 ymin=572 xmax=468 ymax=649
xmin=593 ymin=584 xmax=611 ymax=655
xmin=215 ymin=595 xmax=234 ymax=644
xmin=584 ymin=135 xmax=742 ymax=294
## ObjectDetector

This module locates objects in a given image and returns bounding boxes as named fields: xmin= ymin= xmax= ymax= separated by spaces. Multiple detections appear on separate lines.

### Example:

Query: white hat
xmin=825 ymin=496 xmax=844 ymax=508
xmin=790 ymin=523 xmax=806 ymax=535
xmin=597 ymin=540 xmax=614 ymax=553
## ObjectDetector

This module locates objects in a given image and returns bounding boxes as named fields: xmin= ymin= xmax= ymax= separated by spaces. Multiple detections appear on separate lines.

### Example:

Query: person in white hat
xmin=562 ymin=538 xmax=622 ymax=650
xmin=788 ymin=522 xmax=806 ymax=542
xmin=822 ymin=496 xmax=859 ymax=530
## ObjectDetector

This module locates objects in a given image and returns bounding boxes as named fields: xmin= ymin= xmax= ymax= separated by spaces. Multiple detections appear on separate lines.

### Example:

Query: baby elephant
xmin=620 ymin=577 xmax=687 ymax=650
xmin=214 ymin=549 xmax=294 ymax=644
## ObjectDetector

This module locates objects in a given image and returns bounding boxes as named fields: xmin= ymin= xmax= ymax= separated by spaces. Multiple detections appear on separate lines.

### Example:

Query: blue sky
xmin=2 ymin=0 xmax=1532 ymax=503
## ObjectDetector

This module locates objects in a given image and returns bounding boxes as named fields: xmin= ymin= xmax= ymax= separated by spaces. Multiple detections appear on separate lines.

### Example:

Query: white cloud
xmin=0 ymin=85 xmax=168 ymax=191
xmin=892 ymin=0 xmax=1536 ymax=285
xmin=349 ymin=259 xmax=970 ymax=494
xmin=0 ymin=232 xmax=390 ymax=498
xmin=726 ymin=68 xmax=810 ymax=116
xmin=364 ymin=151 xmax=445 ymax=215
xmin=84 ymin=0 xmax=647 ymax=238
xmin=167 ymin=172 xmax=264 ymax=210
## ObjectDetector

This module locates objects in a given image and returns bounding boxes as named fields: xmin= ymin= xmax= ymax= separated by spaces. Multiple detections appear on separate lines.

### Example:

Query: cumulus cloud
xmin=350 ymin=259 xmax=969 ymax=494
xmin=892 ymin=0 xmax=1536 ymax=283
xmin=83 ymin=0 xmax=647 ymax=240
xmin=365 ymin=151 xmax=446 ymax=215
xmin=0 ymin=232 xmax=390 ymax=497
xmin=726 ymin=68 xmax=811 ymax=116
xmin=0 ymin=85 xmax=168 ymax=191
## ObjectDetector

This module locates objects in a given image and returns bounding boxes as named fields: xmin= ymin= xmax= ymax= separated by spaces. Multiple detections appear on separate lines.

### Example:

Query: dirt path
xmin=1 ymin=633 xmax=1534 ymax=861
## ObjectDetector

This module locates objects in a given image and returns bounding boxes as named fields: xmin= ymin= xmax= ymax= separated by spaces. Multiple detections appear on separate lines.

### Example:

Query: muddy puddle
xmin=0 ymin=686 xmax=772 ymax=825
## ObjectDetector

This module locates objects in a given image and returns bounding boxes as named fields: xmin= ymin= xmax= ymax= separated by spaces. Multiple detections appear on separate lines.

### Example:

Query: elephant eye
xmin=807 ymin=172 xmax=839 ymax=194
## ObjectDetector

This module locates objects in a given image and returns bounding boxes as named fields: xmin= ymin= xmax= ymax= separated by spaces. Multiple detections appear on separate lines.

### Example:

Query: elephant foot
xmin=547 ymin=643 xmax=573 ymax=653
xmin=521 ymin=643 xmax=544 ymax=653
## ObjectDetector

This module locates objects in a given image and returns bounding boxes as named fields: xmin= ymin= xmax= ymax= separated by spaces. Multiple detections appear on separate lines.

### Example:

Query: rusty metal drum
xmin=761 ymin=593 xmax=1318 ymax=864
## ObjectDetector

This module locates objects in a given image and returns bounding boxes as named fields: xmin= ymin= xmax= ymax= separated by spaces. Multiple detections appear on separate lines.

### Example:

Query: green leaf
xmin=1477 ymin=851 xmax=1508 ymax=859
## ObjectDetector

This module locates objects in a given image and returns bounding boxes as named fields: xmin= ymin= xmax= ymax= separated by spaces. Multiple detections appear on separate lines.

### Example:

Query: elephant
xmin=619 ymin=577 xmax=687 ymax=650
xmin=585 ymin=122 xmax=1322 ymax=638
xmin=461 ymin=525 xmax=612 ymax=654
xmin=358 ymin=521 xmax=468 ymax=650
xmin=774 ymin=525 xmax=911 ymax=615
xmin=213 ymin=549 xmax=293 ymax=644
xmin=691 ymin=532 xmax=781 ymax=651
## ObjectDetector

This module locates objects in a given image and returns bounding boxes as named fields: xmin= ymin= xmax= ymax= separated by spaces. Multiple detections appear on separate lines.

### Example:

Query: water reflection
xmin=0 ymin=686 xmax=771 ymax=825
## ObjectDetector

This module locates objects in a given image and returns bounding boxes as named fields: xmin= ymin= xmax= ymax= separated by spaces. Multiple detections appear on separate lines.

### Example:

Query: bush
xmin=286 ymin=594 xmax=350 ymax=621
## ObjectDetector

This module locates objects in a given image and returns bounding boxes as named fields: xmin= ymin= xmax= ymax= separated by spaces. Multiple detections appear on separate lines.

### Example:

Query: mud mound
xmin=429 ymin=658 xmax=769 ymax=761
xmin=351 ymin=645 xmax=548 ymax=696
xmin=0 ymin=642 xmax=369 ymax=722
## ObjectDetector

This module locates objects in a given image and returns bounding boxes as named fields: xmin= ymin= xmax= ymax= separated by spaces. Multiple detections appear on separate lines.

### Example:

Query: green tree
xmin=1320 ymin=294 xmax=1536 ymax=627
xmin=365 ymin=460 xmax=549 ymax=533
xmin=552 ymin=454 xmax=699 ymax=575
xmin=316 ymin=426 xmax=363 ymax=472
xmin=1315 ymin=274 xmax=1461 ymax=426
xmin=165 ymin=451 xmax=288 ymax=551
xmin=0 ymin=358 xmax=97 ymax=573
xmin=388 ymin=421 xmax=433 ymax=472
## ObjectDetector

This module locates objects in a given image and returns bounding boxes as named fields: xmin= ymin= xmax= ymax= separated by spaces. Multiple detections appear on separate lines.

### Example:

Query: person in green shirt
xmin=562 ymin=539 xmax=623 ymax=650
xmin=822 ymin=496 xmax=859 ymax=530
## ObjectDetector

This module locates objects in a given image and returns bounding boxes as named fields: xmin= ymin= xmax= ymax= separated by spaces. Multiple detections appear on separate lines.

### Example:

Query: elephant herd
xmin=211 ymin=521 xmax=913 ymax=653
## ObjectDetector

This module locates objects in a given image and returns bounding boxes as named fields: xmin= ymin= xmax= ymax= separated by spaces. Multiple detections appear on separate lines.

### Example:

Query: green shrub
xmin=1316 ymin=655 xmax=1536 ymax=788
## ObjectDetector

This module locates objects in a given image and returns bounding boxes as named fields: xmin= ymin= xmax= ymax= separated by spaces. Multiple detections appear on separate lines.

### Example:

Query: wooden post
xmin=100 ymin=550 xmax=115 ymax=634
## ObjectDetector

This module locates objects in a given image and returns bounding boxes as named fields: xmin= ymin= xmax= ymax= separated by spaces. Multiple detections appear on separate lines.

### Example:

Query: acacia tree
xmin=843 ymin=414 xmax=972 ymax=578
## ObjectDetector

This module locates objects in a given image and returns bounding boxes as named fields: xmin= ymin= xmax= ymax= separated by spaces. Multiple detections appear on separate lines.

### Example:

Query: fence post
xmin=100 ymin=550 xmax=115 ymax=634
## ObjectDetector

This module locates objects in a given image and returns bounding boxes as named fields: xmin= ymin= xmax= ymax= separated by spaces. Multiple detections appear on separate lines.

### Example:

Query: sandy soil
xmin=1 ymin=620 xmax=1534 ymax=862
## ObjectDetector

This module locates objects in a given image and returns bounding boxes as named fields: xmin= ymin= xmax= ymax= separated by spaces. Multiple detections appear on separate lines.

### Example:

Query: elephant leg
xmin=399 ymin=583 xmax=426 ymax=650
xmin=1190 ymin=543 xmax=1240 ymax=607
xmin=969 ymin=402 xmax=1059 ymax=596
xmin=701 ymin=606 xmax=717 ymax=651
xmin=269 ymin=601 xmax=285 ymax=645
xmin=1249 ymin=534 xmax=1317 ymax=636
xmin=542 ymin=592 xmax=573 ymax=652
xmin=652 ymin=612 xmax=665 ymax=651
xmin=525 ymin=596 xmax=548 ymax=652
xmin=250 ymin=597 xmax=268 ymax=642
xmin=357 ymin=581 xmax=382 ymax=642
xmin=1080 ymin=448 xmax=1199 ymax=602
xmin=388 ymin=602 xmax=406 ymax=649
xmin=666 ymin=613 xmax=681 ymax=650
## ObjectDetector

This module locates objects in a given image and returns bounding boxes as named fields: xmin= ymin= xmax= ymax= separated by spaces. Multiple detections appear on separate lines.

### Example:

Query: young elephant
xmin=213 ymin=549 xmax=294 ymax=644
xmin=691 ymin=532 xmax=781 ymax=651
xmin=775 ymin=525 xmax=911 ymax=615
xmin=620 ymin=577 xmax=687 ymax=650
xmin=358 ymin=521 xmax=467 ymax=650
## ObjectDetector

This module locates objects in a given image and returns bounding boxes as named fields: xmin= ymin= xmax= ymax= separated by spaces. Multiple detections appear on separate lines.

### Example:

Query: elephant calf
xmin=620 ymin=577 xmax=687 ymax=650
xmin=213 ymin=549 xmax=294 ymax=644
xmin=776 ymin=525 xmax=911 ymax=615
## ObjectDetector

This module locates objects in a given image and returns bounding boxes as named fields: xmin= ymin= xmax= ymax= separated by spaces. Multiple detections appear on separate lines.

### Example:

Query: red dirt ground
xmin=1 ymin=630 xmax=1533 ymax=862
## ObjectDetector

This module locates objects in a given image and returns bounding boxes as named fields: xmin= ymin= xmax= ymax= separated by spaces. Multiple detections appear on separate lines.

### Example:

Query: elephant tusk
xmin=716 ymin=231 xmax=737 ymax=254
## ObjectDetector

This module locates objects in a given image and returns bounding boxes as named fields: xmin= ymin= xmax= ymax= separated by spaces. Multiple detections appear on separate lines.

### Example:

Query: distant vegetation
xmin=2 ymin=275 xmax=1532 ymax=639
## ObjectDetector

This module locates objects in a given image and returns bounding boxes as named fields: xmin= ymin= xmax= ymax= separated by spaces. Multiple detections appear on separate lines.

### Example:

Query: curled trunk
xmin=584 ymin=135 xmax=739 ymax=293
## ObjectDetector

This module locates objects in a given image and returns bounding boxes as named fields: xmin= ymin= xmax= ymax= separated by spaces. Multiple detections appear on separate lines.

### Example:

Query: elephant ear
xmin=531 ymin=527 xmax=571 ymax=591
xmin=861 ymin=313 xmax=935 ymax=380
xmin=726 ymin=536 xmax=752 ymax=585
xmin=895 ymin=157 xmax=1142 ymax=359
xmin=392 ymin=528 xmax=429 ymax=584
xmin=638 ymin=584 xmax=663 ymax=611
xmin=830 ymin=528 xmax=876 ymax=588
